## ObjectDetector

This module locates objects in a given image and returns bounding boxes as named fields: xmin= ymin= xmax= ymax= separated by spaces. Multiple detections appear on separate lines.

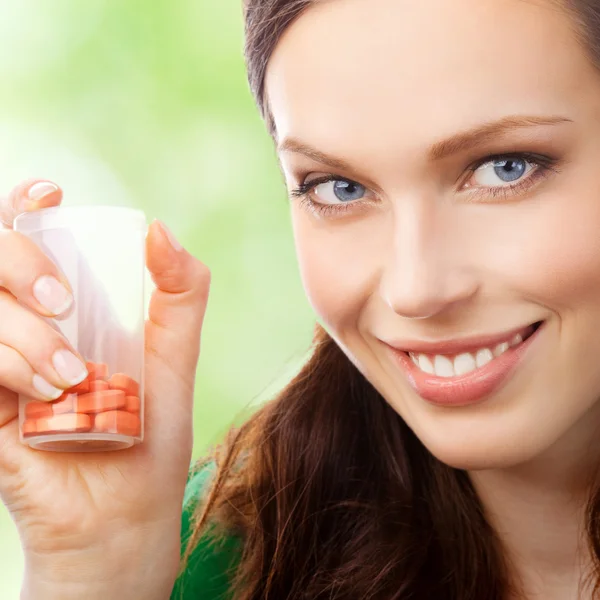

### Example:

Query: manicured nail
xmin=32 ymin=374 xmax=63 ymax=400
xmin=158 ymin=220 xmax=183 ymax=251
xmin=25 ymin=182 xmax=59 ymax=208
xmin=33 ymin=275 xmax=73 ymax=315
xmin=52 ymin=350 xmax=87 ymax=386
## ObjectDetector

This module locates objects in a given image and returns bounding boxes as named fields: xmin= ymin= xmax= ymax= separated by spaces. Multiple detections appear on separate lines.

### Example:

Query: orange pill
xmin=124 ymin=395 xmax=141 ymax=413
xmin=36 ymin=413 xmax=92 ymax=434
xmin=51 ymin=393 xmax=76 ymax=415
xmin=94 ymin=410 xmax=141 ymax=436
xmin=86 ymin=362 xmax=108 ymax=380
xmin=65 ymin=378 xmax=90 ymax=394
xmin=75 ymin=389 xmax=126 ymax=413
xmin=22 ymin=420 xmax=37 ymax=436
xmin=90 ymin=380 xmax=109 ymax=392
xmin=25 ymin=401 xmax=53 ymax=420
xmin=108 ymin=373 xmax=139 ymax=397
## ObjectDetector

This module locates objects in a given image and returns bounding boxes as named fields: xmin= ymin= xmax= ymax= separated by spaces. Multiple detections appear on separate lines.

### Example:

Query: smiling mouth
xmin=404 ymin=321 xmax=542 ymax=379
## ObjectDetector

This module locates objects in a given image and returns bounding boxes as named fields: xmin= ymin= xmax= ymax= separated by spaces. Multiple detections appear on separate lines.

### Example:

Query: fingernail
xmin=52 ymin=349 xmax=88 ymax=386
xmin=24 ymin=182 xmax=59 ymax=208
xmin=32 ymin=374 xmax=63 ymax=400
xmin=158 ymin=220 xmax=183 ymax=252
xmin=33 ymin=275 xmax=73 ymax=315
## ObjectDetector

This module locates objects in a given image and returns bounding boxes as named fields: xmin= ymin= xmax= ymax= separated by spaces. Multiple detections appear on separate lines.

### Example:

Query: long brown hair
xmin=181 ymin=1 xmax=600 ymax=598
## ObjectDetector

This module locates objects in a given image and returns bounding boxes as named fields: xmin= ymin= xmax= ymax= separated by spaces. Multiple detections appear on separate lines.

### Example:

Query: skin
xmin=0 ymin=180 xmax=208 ymax=599
xmin=265 ymin=0 xmax=600 ymax=597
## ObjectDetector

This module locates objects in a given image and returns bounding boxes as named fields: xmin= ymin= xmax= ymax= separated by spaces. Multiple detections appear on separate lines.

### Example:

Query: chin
xmin=412 ymin=422 xmax=552 ymax=472
xmin=428 ymin=446 xmax=526 ymax=471
xmin=426 ymin=444 xmax=540 ymax=471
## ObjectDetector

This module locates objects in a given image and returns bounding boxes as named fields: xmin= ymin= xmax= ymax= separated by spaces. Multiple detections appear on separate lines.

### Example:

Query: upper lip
xmin=384 ymin=321 xmax=540 ymax=356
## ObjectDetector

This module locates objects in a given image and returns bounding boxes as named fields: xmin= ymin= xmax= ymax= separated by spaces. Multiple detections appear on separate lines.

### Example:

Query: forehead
xmin=265 ymin=0 xmax=595 ymax=158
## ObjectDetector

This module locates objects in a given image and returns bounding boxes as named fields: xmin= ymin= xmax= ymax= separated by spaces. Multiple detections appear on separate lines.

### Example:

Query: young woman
xmin=2 ymin=0 xmax=600 ymax=598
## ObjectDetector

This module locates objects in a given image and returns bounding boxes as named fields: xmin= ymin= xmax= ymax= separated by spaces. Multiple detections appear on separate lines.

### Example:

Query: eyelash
xmin=289 ymin=152 xmax=560 ymax=217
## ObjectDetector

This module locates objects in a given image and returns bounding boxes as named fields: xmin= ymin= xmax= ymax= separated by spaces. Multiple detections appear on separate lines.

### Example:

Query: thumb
xmin=145 ymin=220 xmax=211 ymax=378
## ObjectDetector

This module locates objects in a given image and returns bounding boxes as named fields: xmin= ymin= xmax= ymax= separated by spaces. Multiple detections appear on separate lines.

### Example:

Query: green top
xmin=169 ymin=462 xmax=243 ymax=600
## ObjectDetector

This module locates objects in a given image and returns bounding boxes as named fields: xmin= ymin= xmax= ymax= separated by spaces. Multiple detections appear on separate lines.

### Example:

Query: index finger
xmin=0 ymin=179 xmax=63 ymax=230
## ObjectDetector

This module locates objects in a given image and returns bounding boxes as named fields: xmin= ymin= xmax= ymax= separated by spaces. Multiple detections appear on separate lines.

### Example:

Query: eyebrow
xmin=276 ymin=114 xmax=573 ymax=170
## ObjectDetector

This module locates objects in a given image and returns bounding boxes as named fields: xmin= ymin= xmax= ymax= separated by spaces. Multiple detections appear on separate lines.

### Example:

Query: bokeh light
xmin=0 ymin=1 xmax=315 ymax=594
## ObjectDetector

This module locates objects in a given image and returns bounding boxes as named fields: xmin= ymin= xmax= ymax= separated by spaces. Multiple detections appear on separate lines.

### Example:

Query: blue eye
xmin=314 ymin=179 xmax=366 ymax=203
xmin=495 ymin=158 xmax=526 ymax=182
xmin=473 ymin=157 xmax=531 ymax=185
xmin=289 ymin=152 xmax=559 ymax=218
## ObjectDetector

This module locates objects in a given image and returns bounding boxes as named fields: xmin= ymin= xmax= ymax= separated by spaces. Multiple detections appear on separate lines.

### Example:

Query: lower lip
xmin=387 ymin=322 xmax=544 ymax=407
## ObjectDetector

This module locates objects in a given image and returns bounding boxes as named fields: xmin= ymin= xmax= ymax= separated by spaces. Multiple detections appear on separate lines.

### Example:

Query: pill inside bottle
xmin=15 ymin=206 xmax=146 ymax=452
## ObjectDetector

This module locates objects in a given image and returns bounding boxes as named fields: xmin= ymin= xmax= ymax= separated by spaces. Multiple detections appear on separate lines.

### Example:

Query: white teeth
xmin=407 ymin=331 xmax=527 ymax=377
xmin=454 ymin=352 xmax=477 ymax=376
xmin=493 ymin=342 xmax=510 ymax=357
xmin=433 ymin=355 xmax=454 ymax=377
xmin=475 ymin=348 xmax=494 ymax=368
xmin=418 ymin=354 xmax=434 ymax=374
xmin=509 ymin=333 xmax=523 ymax=347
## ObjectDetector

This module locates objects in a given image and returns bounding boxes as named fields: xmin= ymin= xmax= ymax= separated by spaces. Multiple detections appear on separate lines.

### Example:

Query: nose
xmin=379 ymin=205 xmax=479 ymax=320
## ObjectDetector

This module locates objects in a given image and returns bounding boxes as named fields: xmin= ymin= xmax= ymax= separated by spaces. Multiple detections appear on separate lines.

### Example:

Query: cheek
xmin=292 ymin=185 xmax=600 ymax=328
xmin=292 ymin=212 xmax=381 ymax=330
xmin=484 ymin=190 xmax=600 ymax=308
xmin=520 ymin=191 xmax=600 ymax=398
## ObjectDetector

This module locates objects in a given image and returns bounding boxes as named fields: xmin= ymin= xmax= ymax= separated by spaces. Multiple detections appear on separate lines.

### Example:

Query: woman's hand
xmin=0 ymin=180 xmax=211 ymax=600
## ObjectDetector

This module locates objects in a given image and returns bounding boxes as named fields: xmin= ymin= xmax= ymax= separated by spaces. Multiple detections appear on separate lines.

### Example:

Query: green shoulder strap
xmin=170 ymin=461 xmax=243 ymax=600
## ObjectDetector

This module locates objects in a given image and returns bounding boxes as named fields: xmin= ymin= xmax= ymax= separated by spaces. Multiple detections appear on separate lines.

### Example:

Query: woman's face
xmin=264 ymin=0 xmax=600 ymax=470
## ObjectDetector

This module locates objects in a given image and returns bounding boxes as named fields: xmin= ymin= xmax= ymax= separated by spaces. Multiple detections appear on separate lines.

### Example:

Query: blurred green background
xmin=0 ymin=0 xmax=315 ymax=595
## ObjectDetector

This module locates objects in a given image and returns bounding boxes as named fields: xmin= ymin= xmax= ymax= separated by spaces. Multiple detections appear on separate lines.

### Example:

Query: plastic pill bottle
xmin=14 ymin=206 xmax=146 ymax=452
